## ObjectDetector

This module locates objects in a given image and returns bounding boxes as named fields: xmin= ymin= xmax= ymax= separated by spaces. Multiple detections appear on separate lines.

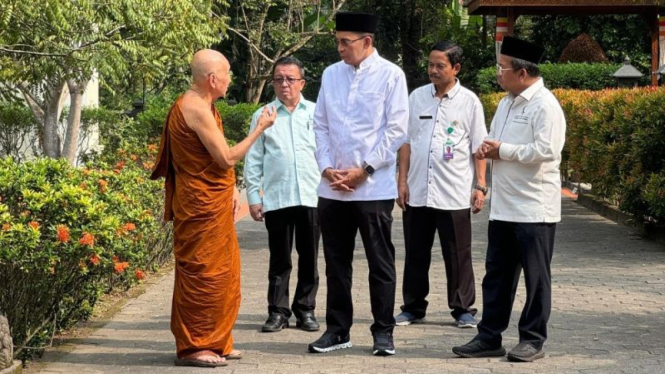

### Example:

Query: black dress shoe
xmin=296 ymin=312 xmax=320 ymax=332
xmin=262 ymin=313 xmax=289 ymax=332
xmin=507 ymin=342 xmax=545 ymax=362
xmin=452 ymin=339 xmax=506 ymax=358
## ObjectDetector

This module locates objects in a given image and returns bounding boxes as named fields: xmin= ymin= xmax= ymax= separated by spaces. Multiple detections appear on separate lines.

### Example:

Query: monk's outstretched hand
xmin=257 ymin=105 xmax=277 ymax=131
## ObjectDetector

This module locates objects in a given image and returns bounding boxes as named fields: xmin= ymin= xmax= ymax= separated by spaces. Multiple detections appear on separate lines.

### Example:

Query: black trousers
xmin=318 ymin=197 xmax=396 ymax=336
xmin=476 ymin=220 xmax=556 ymax=349
xmin=401 ymin=206 xmax=477 ymax=319
xmin=264 ymin=206 xmax=320 ymax=319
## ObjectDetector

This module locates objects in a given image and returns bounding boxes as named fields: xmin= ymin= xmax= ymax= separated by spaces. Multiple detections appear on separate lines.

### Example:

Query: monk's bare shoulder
xmin=180 ymin=91 xmax=215 ymax=132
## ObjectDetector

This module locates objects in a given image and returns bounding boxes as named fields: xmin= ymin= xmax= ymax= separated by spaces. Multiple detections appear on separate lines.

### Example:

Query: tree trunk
xmin=245 ymin=53 xmax=258 ymax=103
xmin=245 ymin=80 xmax=258 ymax=103
xmin=249 ymin=78 xmax=268 ymax=104
xmin=42 ymin=82 xmax=66 ymax=158
xmin=400 ymin=0 xmax=422 ymax=91
xmin=62 ymin=79 xmax=86 ymax=165
xmin=482 ymin=15 xmax=488 ymax=48
xmin=18 ymin=83 xmax=45 ymax=125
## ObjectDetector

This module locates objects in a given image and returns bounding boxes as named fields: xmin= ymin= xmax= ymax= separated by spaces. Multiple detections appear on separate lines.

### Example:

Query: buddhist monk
xmin=151 ymin=49 xmax=277 ymax=368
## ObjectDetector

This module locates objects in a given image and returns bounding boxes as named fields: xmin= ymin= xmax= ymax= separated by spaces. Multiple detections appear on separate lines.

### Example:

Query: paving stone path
xmin=32 ymin=197 xmax=665 ymax=374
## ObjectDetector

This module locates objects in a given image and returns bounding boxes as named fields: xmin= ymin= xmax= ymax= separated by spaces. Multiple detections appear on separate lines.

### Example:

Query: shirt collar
xmin=509 ymin=78 xmax=544 ymax=102
xmin=430 ymin=79 xmax=461 ymax=99
xmin=352 ymin=49 xmax=379 ymax=71
xmin=272 ymin=94 xmax=307 ymax=112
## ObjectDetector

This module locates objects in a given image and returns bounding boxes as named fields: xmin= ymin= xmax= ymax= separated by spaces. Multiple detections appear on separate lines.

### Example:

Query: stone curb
xmin=0 ymin=361 xmax=22 ymax=374
xmin=576 ymin=193 xmax=665 ymax=245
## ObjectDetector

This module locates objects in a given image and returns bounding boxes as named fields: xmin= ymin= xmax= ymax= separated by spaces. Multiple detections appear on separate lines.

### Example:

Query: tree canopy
xmin=0 ymin=0 xmax=227 ymax=163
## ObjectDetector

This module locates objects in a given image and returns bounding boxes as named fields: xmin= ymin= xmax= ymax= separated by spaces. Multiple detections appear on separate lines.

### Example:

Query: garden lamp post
xmin=613 ymin=56 xmax=644 ymax=88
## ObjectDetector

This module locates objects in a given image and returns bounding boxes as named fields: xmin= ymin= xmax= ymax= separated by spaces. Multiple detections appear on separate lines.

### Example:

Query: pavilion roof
xmin=464 ymin=0 xmax=664 ymax=15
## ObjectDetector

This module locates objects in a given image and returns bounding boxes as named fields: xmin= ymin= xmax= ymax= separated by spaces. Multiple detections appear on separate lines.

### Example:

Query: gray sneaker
xmin=456 ymin=313 xmax=477 ymax=328
xmin=507 ymin=342 xmax=545 ymax=362
xmin=395 ymin=312 xmax=424 ymax=326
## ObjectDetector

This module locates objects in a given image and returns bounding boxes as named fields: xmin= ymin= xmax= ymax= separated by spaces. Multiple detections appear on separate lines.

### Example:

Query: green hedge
xmin=480 ymin=87 xmax=665 ymax=224
xmin=476 ymin=63 xmax=620 ymax=94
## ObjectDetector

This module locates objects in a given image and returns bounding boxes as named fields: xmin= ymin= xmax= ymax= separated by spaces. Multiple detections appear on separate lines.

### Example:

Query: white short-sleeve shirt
xmin=406 ymin=81 xmax=487 ymax=210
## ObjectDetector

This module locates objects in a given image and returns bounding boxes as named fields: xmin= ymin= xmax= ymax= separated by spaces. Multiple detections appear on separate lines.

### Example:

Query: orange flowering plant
xmin=1 ymin=89 xmax=259 ymax=360
xmin=0 ymin=141 xmax=171 ymax=358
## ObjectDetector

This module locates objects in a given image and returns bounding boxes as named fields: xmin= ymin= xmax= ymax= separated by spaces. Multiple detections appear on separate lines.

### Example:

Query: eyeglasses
xmin=272 ymin=77 xmax=304 ymax=85
xmin=496 ymin=64 xmax=519 ymax=75
xmin=334 ymin=36 xmax=367 ymax=47
xmin=428 ymin=62 xmax=449 ymax=70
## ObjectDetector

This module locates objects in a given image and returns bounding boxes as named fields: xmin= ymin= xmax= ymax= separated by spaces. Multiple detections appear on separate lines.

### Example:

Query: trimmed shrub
xmin=0 ymin=142 xmax=171 ymax=359
xmin=476 ymin=63 xmax=620 ymax=94
xmin=215 ymin=101 xmax=260 ymax=145
xmin=559 ymin=34 xmax=609 ymax=63
xmin=215 ymin=101 xmax=261 ymax=187
xmin=480 ymin=87 xmax=665 ymax=224
xmin=134 ymin=93 xmax=178 ymax=141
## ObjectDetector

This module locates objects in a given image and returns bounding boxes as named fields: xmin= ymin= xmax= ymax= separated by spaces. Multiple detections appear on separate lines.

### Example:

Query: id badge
xmin=444 ymin=140 xmax=454 ymax=160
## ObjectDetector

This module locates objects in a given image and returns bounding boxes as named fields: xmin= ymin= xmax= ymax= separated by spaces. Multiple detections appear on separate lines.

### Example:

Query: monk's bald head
xmin=190 ymin=49 xmax=230 ymax=84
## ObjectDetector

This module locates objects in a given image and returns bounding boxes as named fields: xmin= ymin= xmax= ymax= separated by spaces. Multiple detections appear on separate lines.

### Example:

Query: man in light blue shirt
xmin=244 ymin=56 xmax=321 ymax=334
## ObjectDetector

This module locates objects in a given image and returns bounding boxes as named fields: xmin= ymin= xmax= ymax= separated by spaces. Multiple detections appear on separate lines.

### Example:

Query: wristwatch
xmin=474 ymin=185 xmax=488 ymax=196
xmin=362 ymin=161 xmax=375 ymax=176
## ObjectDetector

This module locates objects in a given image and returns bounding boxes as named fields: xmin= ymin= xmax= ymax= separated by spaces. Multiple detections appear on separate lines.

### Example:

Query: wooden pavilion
xmin=464 ymin=0 xmax=665 ymax=85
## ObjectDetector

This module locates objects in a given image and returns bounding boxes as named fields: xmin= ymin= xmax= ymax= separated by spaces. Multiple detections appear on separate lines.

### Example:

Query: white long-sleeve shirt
xmin=489 ymin=78 xmax=566 ymax=223
xmin=314 ymin=49 xmax=409 ymax=201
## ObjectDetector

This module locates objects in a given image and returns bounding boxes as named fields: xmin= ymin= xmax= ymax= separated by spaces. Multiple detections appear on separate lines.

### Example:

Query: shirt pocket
xmin=306 ymin=117 xmax=316 ymax=151
xmin=411 ymin=114 xmax=434 ymax=144
xmin=353 ymin=91 xmax=385 ymax=128
xmin=505 ymin=113 xmax=533 ymax=142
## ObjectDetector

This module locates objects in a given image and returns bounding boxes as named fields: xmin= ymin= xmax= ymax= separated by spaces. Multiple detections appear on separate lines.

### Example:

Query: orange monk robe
xmin=150 ymin=96 xmax=241 ymax=358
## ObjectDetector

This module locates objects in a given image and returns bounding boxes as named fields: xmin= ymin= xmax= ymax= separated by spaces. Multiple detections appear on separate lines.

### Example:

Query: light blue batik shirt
xmin=243 ymin=96 xmax=320 ymax=213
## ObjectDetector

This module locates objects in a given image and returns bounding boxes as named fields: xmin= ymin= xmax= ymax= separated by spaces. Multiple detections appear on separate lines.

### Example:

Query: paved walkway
xmin=31 ymin=197 xmax=665 ymax=374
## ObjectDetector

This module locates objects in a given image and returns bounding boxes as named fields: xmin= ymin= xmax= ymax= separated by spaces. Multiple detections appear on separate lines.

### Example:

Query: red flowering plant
xmin=0 ymin=93 xmax=257 ymax=360
xmin=0 ymin=146 xmax=171 ymax=358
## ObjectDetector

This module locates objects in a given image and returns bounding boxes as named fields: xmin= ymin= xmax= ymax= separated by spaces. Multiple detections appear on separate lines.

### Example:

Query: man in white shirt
xmin=394 ymin=41 xmax=487 ymax=330
xmin=453 ymin=36 xmax=566 ymax=363
xmin=307 ymin=11 xmax=409 ymax=356
xmin=244 ymin=56 xmax=320 ymax=334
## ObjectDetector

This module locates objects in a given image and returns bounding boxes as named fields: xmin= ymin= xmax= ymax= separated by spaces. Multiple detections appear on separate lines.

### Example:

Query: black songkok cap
xmin=335 ymin=12 xmax=378 ymax=33
xmin=500 ymin=36 xmax=545 ymax=64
